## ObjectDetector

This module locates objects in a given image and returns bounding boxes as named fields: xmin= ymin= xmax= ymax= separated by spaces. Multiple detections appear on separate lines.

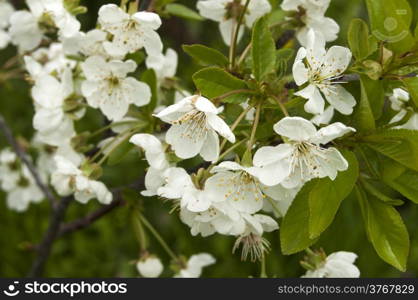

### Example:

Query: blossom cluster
xmin=7 ymin=0 xmax=418 ymax=278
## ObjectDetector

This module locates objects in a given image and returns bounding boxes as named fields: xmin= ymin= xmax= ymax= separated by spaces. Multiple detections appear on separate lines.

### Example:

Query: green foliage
xmin=280 ymin=181 xmax=318 ymax=255
xmin=308 ymin=150 xmax=359 ymax=239
xmin=192 ymin=67 xmax=249 ymax=103
xmin=356 ymin=185 xmax=410 ymax=271
xmin=165 ymin=4 xmax=203 ymax=21
xmin=182 ymin=44 xmax=229 ymax=67
xmin=365 ymin=0 xmax=415 ymax=54
xmin=354 ymin=76 xmax=377 ymax=131
xmin=348 ymin=19 xmax=373 ymax=60
xmin=403 ymin=77 xmax=418 ymax=107
xmin=140 ymin=69 xmax=158 ymax=112
xmin=363 ymin=129 xmax=418 ymax=171
xmin=381 ymin=158 xmax=418 ymax=204
xmin=251 ymin=17 xmax=276 ymax=82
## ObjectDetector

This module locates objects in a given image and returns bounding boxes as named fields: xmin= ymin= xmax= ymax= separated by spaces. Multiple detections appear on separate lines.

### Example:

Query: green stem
xmin=212 ymin=89 xmax=255 ymax=104
xmin=220 ymin=104 xmax=255 ymax=152
xmin=271 ymin=94 xmax=289 ymax=116
xmin=89 ymin=121 xmax=138 ymax=139
xmin=139 ymin=213 xmax=178 ymax=261
xmin=248 ymin=102 xmax=261 ymax=151
xmin=260 ymin=252 xmax=267 ymax=278
xmin=229 ymin=0 xmax=251 ymax=70
xmin=132 ymin=211 xmax=148 ymax=251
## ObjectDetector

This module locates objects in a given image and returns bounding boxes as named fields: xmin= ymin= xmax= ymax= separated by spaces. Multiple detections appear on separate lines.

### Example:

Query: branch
xmin=0 ymin=114 xmax=57 ymax=208
xmin=58 ymin=177 xmax=145 ymax=237
xmin=27 ymin=196 xmax=73 ymax=277
xmin=58 ymin=195 xmax=125 ymax=237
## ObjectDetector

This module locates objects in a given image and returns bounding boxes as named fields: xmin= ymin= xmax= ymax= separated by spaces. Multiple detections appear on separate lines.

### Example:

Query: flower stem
xmin=138 ymin=213 xmax=178 ymax=261
xmin=220 ymin=104 xmax=255 ymax=152
xmin=271 ymin=94 xmax=289 ymax=116
xmin=248 ymin=102 xmax=261 ymax=151
xmin=229 ymin=0 xmax=252 ymax=70
xmin=260 ymin=252 xmax=267 ymax=278
xmin=132 ymin=211 xmax=148 ymax=251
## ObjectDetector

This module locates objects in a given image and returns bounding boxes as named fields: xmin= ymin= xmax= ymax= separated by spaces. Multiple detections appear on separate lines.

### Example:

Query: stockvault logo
xmin=3 ymin=281 xmax=20 ymax=297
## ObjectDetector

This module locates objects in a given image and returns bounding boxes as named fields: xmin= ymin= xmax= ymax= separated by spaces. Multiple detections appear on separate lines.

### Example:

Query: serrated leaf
xmin=364 ymin=129 xmax=418 ymax=171
xmin=354 ymin=75 xmax=376 ymax=131
xmin=165 ymin=3 xmax=203 ymax=21
xmin=192 ymin=67 xmax=249 ymax=103
xmin=140 ymin=69 xmax=158 ymax=112
xmin=403 ymin=77 xmax=418 ymax=107
xmin=348 ymin=19 xmax=371 ymax=60
xmin=183 ymin=44 xmax=229 ymax=67
xmin=308 ymin=150 xmax=359 ymax=239
xmin=280 ymin=181 xmax=318 ymax=255
xmin=365 ymin=0 xmax=415 ymax=54
xmin=381 ymin=158 xmax=418 ymax=204
xmin=356 ymin=185 xmax=409 ymax=271
xmin=252 ymin=17 xmax=276 ymax=81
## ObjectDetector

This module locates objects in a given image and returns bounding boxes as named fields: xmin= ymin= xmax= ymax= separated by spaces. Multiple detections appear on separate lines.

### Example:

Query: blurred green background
xmin=0 ymin=0 xmax=417 ymax=277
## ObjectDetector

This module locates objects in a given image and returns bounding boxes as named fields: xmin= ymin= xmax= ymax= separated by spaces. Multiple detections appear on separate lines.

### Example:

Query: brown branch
xmin=0 ymin=114 xmax=57 ymax=208
xmin=58 ymin=195 xmax=126 ymax=237
xmin=27 ymin=196 xmax=73 ymax=277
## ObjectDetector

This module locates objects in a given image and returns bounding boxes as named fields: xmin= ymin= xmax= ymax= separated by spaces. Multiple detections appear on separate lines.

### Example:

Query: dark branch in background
xmin=276 ymin=30 xmax=295 ymax=49
xmin=58 ymin=178 xmax=145 ymax=237
xmin=0 ymin=114 xmax=57 ymax=209
xmin=27 ymin=196 xmax=73 ymax=277
xmin=58 ymin=194 xmax=125 ymax=237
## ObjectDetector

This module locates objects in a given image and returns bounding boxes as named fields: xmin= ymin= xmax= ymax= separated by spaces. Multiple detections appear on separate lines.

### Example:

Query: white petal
xmin=311 ymin=122 xmax=356 ymax=145
xmin=194 ymin=96 xmax=218 ymax=114
xmin=273 ymin=117 xmax=317 ymax=141
xmin=293 ymin=48 xmax=309 ymax=86
xmin=252 ymin=144 xmax=293 ymax=167
xmin=219 ymin=19 xmax=244 ymax=46
xmin=199 ymin=130 xmax=220 ymax=162
xmin=132 ymin=11 xmax=162 ymax=30
xmin=320 ymin=46 xmax=352 ymax=78
xmin=165 ymin=124 xmax=206 ymax=159
xmin=321 ymin=84 xmax=356 ymax=115
xmin=206 ymin=113 xmax=235 ymax=143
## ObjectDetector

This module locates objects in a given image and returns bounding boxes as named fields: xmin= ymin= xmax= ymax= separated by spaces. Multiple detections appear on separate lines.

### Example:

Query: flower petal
xmin=206 ymin=113 xmax=235 ymax=143
xmin=273 ymin=117 xmax=317 ymax=141
xmin=321 ymin=84 xmax=356 ymax=115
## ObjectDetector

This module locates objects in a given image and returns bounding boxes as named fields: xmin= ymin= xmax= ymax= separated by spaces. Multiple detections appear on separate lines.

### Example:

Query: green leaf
xmin=362 ymin=75 xmax=384 ymax=119
xmin=356 ymin=185 xmax=409 ymax=271
xmin=192 ymin=67 xmax=249 ymax=103
xmin=348 ymin=19 xmax=372 ymax=60
xmin=107 ymin=138 xmax=134 ymax=166
xmin=140 ymin=69 xmax=158 ymax=112
xmin=280 ymin=181 xmax=318 ymax=255
xmin=364 ymin=129 xmax=418 ymax=171
xmin=381 ymin=158 xmax=418 ymax=204
xmin=182 ymin=44 xmax=229 ymax=67
xmin=165 ymin=3 xmax=203 ymax=21
xmin=251 ymin=16 xmax=276 ymax=82
xmin=308 ymin=150 xmax=359 ymax=239
xmin=403 ymin=77 xmax=418 ymax=107
xmin=365 ymin=0 xmax=415 ymax=54
xmin=354 ymin=75 xmax=376 ymax=131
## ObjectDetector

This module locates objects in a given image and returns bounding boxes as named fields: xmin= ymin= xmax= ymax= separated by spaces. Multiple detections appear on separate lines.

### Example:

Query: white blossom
xmin=252 ymin=117 xmax=354 ymax=188
xmin=293 ymin=29 xmax=356 ymax=115
xmin=303 ymin=251 xmax=360 ymax=278
xmin=63 ymin=29 xmax=114 ymax=59
xmin=9 ymin=0 xmax=80 ymax=52
xmin=136 ymin=256 xmax=164 ymax=278
xmin=0 ymin=0 xmax=14 ymax=49
xmin=98 ymin=4 xmax=163 ymax=58
xmin=130 ymin=133 xmax=170 ymax=197
xmin=0 ymin=149 xmax=43 ymax=212
xmin=81 ymin=55 xmax=151 ymax=121
xmin=197 ymin=0 xmax=271 ymax=45
xmin=145 ymin=48 xmax=178 ymax=82
xmin=281 ymin=0 xmax=339 ymax=46
xmin=388 ymin=88 xmax=418 ymax=130
xmin=175 ymin=253 xmax=215 ymax=278
xmin=51 ymin=156 xmax=112 ymax=204
xmin=155 ymin=95 xmax=235 ymax=162
xmin=158 ymin=167 xmax=212 ymax=212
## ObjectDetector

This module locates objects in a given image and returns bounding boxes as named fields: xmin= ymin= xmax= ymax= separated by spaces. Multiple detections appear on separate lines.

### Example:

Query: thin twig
xmin=58 ymin=197 xmax=125 ymax=237
xmin=0 ymin=114 xmax=57 ymax=208
xmin=27 ymin=196 xmax=73 ymax=277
